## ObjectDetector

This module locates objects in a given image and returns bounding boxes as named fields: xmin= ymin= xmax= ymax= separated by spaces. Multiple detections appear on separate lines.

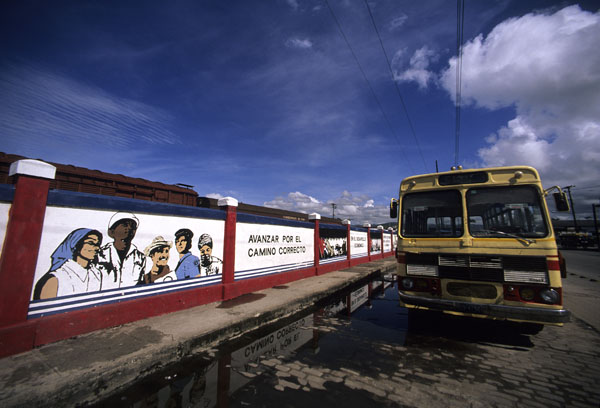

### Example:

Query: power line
xmin=573 ymin=184 xmax=600 ymax=191
xmin=455 ymin=0 xmax=465 ymax=166
xmin=324 ymin=0 xmax=416 ymax=174
xmin=362 ymin=0 xmax=428 ymax=173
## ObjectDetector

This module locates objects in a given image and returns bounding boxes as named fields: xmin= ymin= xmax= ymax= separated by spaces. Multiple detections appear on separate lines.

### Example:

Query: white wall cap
xmin=217 ymin=197 xmax=238 ymax=207
xmin=387 ymin=227 xmax=394 ymax=231
xmin=308 ymin=213 xmax=321 ymax=220
xmin=362 ymin=222 xmax=371 ymax=228
xmin=342 ymin=219 xmax=351 ymax=225
xmin=9 ymin=159 xmax=56 ymax=179
xmin=377 ymin=225 xmax=384 ymax=230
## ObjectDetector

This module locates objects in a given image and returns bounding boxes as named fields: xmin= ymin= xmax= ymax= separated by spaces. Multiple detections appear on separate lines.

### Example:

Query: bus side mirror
xmin=390 ymin=199 xmax=398 ymax=218
xmin=553 ymin=192 xmax=570 ymax=212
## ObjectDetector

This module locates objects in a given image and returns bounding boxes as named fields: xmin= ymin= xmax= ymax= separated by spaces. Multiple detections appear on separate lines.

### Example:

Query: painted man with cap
xmin=198 ymin=233 xmax=222 ymax=276
xmin=174 ymin=228 xmax=201 ymax=280
xmin=97 ymin=212 xmax=146 ymax=289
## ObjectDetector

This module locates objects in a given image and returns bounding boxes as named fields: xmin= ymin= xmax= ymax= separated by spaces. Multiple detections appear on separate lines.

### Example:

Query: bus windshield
xmin=401 ymin=190 xmax=463 ymax=238
xmin=467 ymin=185 xmax=548 ymax=238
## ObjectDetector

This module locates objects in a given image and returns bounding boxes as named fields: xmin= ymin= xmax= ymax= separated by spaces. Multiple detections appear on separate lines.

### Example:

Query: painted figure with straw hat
xmin=143 ymin=236 xmax=177 ymax=283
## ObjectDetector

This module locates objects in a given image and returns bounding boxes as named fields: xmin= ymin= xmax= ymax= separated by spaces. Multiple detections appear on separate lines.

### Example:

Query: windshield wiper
xmin=474 ymin=229 xmax=537 ymax=245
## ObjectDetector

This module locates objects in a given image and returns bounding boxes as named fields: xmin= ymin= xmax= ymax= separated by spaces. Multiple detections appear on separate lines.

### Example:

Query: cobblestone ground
xmin=229 ymin=311 xmax=600 ymax=408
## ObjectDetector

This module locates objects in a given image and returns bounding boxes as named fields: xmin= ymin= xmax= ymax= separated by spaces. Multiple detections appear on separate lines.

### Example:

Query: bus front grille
xmin=405 ymin=253 xmax=548 ymax=284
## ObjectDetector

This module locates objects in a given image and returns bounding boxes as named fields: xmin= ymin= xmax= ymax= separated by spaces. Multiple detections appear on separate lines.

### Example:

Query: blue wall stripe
xmin=319 ymin=223 xmax=346 ymax=231
xmin=237 ymin=212 xmax=313 ymax=228
xmin=46 ymin=189 xmax=226 ymax=220
xmin=0 ymin=184 xmax=15 ymax=202
xmin=320 ymin=256 xmax=347 ymax=265
xmin=28 ymin=277 xmax=221 ymax=318
xmin=350 ymin=226 xmax=369 ymax=232
xmin=235 ymin=264 xmax=314 ymax=281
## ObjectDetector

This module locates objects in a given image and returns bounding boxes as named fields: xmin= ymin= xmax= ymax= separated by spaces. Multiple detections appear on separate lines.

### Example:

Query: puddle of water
xmin=91 ymin=274 xmax=407 ymax=407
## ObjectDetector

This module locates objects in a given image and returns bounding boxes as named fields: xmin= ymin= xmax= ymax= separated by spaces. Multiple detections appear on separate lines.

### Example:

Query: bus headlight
xmin=401 ymin=278 xmax=414 ymax=290
xmin=540 ymin=288 xmax=560 ymax=304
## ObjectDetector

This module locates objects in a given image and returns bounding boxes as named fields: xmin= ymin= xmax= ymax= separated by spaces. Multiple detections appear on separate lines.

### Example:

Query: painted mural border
xmin=236 ymin=212 xmax=313 ymax=229
xmin=319 ymin=223 xmax=346 ymax=231
xmin=320 ymin=255 xmax=347 ymax=265
xmin=349 ymin=226 xmax=369 ymax=232
xmin=235 ymin=261 xmax=314 ymax=281
xmin=28 ymin=275 xmax=221 ymax=318
xmin=47 ymin=189 xmax=226 ymax=220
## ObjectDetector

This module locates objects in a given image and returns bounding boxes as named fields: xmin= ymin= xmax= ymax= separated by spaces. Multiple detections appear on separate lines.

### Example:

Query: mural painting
xmin=319 ymin=228 xmax=347 ymax=259
xmin=319 ymin=227 xmax=347 ymax=264
xmin=198 ymin=233 xmax=222 ymax=276
xmin=235 ymin=223 xmax=314 ymax=280
xmin=0 ymin=202 xmax=11 ymax=260
xmin=370 ymin=230 xmax=382 ymax=254
xmin=174 ymin=228 xmax=200 ymax=280
xmin=33 ymin=228 xmax=104 ymax=299
xmin=383 ymin=233 xmax=392 ymax=253
xmin=30 ymin=207 xmax=224 ymax=303
xmin=143 ymin=236 xmax=176 ymax=283
xmin=349 ymin=230 xmax=368 ymax=259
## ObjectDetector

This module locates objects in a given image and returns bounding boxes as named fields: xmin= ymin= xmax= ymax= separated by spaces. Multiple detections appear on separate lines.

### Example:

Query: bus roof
xmin=400 ymin=165 xmax=541 ymax=192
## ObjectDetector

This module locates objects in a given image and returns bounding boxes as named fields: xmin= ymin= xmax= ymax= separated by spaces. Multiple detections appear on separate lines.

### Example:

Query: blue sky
xmin=1 ymin=0 xmax=599 ymax=224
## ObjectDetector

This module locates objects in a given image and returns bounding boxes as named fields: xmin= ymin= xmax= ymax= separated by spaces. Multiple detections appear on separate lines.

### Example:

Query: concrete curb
xmin=0 ymin=258 xmax=397 ymax=407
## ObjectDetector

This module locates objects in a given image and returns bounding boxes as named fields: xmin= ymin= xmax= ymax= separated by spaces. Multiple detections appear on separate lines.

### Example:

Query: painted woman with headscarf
xmin=198 ymin=233 xmax=222 ymax=276
xmin=33 ymin=228 xmax=103 ymax=300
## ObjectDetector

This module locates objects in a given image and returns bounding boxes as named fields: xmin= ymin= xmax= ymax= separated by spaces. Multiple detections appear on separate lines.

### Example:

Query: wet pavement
xmin=2 ymin=254 xmax=600 ymax=407
xmin=0 ymin=259 xmax=397 ymax=407
xmin=92 ymin=277 xmax=600 ymax=408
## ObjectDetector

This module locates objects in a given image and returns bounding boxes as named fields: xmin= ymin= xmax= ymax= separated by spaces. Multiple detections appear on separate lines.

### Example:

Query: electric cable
xmin=455 ymin=0 xmax=465 ymax=167
xmin=363 ymin=0 xmax=428 ymax=173
xmin=573 ymin=185 xmax=600 ymax=191
xmin=324 ymin=0 xmax=416 ymax=174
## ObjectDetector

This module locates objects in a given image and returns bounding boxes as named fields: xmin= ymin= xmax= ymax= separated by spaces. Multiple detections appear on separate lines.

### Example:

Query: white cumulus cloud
xmin=438 ymin=5 xmax=600 ymax=215
xmin=285 ymin=38 xmax=313 ymax=49
xmin=264 ymin=190 xmax=390 ymax=224
xmin=393 ymin=46 xmax=437 ymax=89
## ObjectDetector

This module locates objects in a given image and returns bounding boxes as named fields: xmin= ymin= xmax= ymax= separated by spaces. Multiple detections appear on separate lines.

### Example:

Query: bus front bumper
xmin=399 ymin=292 xmax=571 ymax=324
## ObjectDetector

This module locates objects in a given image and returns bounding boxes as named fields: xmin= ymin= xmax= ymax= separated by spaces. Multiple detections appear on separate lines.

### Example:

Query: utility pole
xmin=563 ymin=185 xmax=578 ymax=231
xmin=593 ymin=203 xmax=600 ymax=251
xmin=331 ymin=203 xmax=337 ymax=218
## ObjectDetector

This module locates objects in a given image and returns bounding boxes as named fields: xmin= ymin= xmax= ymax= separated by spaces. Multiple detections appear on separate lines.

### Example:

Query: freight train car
xmin=0 ymin=152 xmax=342 ymax=224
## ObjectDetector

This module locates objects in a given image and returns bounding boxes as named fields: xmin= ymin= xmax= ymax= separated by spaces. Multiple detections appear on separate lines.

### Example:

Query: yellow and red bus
xmin=390 ymin=166 xmax=570 ymax=328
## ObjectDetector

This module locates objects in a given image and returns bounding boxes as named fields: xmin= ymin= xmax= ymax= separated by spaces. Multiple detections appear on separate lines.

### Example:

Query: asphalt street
xmin=561 ymin=250 xmax=600 ymax=331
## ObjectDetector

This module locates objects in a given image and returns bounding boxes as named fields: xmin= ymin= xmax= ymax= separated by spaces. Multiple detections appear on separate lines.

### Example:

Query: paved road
xmin=223 ymin=312 xmax=600 ymax=408
xmin=561 ymin=250 xmax=600 ymax=331
xmin=224 ymin=251 xmax=600 ymax=407
xmin=98 ymin=254 xmax=600 ymax=407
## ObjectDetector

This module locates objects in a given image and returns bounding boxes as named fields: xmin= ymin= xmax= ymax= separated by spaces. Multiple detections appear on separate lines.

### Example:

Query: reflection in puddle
xmin=93 ymin=274 xmax=404 ymax=407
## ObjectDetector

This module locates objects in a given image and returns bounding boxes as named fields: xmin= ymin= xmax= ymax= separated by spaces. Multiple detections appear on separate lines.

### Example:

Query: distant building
xmin=551 ymin=219 xmax=597 ymax=234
